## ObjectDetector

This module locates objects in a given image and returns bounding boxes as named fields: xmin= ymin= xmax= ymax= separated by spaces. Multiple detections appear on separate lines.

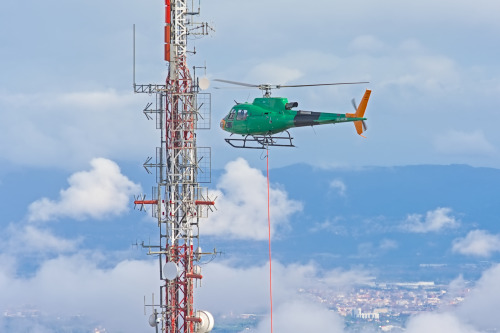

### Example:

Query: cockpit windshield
xmin=236 ymin=109 xmax=248 ymax=120
xmin=228 ymin=109 xmax=248 ymax=121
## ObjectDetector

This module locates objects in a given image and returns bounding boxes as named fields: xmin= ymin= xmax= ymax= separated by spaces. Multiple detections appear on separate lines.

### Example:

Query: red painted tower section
xmin=134 ymin=1 xmax=214 ymax=332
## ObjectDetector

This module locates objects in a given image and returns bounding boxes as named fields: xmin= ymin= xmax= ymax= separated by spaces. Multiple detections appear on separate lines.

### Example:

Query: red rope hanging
xmin=266 ymin=148 xmax=273 ymax=333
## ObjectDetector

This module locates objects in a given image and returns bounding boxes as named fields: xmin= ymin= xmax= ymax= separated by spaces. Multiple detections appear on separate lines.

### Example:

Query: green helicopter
xmin=216 ymin=79 xmax=372 ymax=149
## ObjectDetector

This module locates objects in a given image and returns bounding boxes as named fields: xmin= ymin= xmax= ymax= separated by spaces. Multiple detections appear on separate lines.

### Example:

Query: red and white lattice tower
xmin=134 ymin=1 xmax=214 ymax=332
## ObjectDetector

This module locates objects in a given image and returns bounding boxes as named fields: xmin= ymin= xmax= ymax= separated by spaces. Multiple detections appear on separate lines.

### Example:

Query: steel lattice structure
xmin=134 ymin=1 xmax=213 ymax=332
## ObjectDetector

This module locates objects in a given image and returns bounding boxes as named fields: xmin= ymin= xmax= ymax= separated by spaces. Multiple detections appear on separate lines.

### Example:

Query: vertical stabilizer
xmin=346 ymin=89 xmax=371 ymax=137
xmin=355 ymin=89 xmax=371 ymax=118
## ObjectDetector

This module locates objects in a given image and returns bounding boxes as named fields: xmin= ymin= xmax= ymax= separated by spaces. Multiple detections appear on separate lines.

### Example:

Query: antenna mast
xmin=134 ymin=1 xmax=214 ymax=332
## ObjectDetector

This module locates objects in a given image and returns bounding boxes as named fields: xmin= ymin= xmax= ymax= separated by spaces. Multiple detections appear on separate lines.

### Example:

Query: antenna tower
xmin=134 ymin=1 xmax=214 ymax=332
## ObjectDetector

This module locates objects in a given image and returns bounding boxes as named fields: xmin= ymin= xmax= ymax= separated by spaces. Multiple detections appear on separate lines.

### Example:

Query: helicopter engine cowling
xmin=285 ymin=102 xmax=298 ymax=110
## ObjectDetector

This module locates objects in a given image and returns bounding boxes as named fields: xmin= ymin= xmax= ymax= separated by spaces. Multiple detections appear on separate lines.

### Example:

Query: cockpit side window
xmin=228 ymin=109 xmax=236 ymax=120
xmin=236 ymin=109 xmax=248 ymax=120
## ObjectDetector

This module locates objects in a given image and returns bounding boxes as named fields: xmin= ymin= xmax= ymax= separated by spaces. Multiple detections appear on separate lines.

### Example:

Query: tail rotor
xmin=351 ymin=97 xmax=368 ymax=132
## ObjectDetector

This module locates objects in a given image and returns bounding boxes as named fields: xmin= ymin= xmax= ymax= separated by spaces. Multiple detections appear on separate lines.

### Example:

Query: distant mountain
xmin=4 ymin=162 xmax=498 ymax=282
xmin=206 ymin=164 xmax=500 ymax=282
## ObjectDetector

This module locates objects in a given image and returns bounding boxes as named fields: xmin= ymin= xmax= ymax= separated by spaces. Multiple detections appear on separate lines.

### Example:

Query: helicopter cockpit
xmin=226 ymin=109 xmax=248 ymax=120
xmin=220 ymin=108 xmax=248 ymax=130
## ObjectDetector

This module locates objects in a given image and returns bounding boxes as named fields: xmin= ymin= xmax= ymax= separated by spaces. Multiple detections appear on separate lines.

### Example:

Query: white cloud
xmin=337 ymin=264 xmax=500 ymax=333
xmin=247 ymin=63 xmax=303 ymax=85
xmin=3 ymin=225 xmax=81 ymax=254
xmin=349 ymin=35 xmax=386 ymax=53
xmin=0 ymin=246 xmax=374 ymax=332
xmin=378 ymin=44 xmax=461 ymax=94
xmin=0 ymin=90 xmax=155 ymax=168
xmin=309 ymin=217 xmax=347 ymax=235
xmin=3 ymin=0 xmax=500 ymax=172
xmin=356 ymin=240 xmax=399 ymax=258
xmin=405 ymin=312 xmax=478 ymax=333
xmin=457 ymin=264 xmax=500 ymax=331
xmin=0 ymin=253 xmax=159 ymax=333
xmin=435 ymin=130 xmax=496 ymax=156
xmin=197 ymin=260 xmax=372 ymax=316
xmin=7 ymin=246 xmax=500 ymax=333
xmin=203 ymin=262 xmax=500 ymax=333
xmin=403 ymin=207 xmax=459 ymax=233
xmin=320 ymin=267 xmax=375 ymax=288
xmin=28 ymin=158 xmax=140 ymax=222
xmin=380 ymin=238 xmax=399 ymax=251
xmin=250 ymin=300 xmax=345 ymax=333
xmin=204 ymin=158 xmax=302 ymax=240
xmin=330 ymin=179 xmax=347 ymax=196
xmin=452 ymin=230 xmax=500 ymax=257
xmin=440 ymin=274 xmax=467 ymax=308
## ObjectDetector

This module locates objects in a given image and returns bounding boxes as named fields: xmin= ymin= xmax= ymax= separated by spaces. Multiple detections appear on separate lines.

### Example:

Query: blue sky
xmin=1 ymin=0 xmax=500 ymax=170
xmin=1 ymin=0 xmax=500 ymax=332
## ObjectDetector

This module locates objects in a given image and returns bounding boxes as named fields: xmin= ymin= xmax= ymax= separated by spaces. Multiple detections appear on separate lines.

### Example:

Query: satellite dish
xmin=163 ymin=262 xmax=179 ymax=280
xmin=195 ymin=310 xmax=214 ymax=333
xmin=199 ymin=77 xmax=210 ymax=90
xmin=149 ymin=314 xmax=158 ymax=327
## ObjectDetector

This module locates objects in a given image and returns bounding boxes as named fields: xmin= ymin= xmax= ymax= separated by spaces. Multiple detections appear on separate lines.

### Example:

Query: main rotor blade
xmin=213 ymin=79 xmax=259 ymax=88
xmin=278 ymin=82 xmax=369 ymax=88
xmin=213 ymin=86 xmax=253 ymax=90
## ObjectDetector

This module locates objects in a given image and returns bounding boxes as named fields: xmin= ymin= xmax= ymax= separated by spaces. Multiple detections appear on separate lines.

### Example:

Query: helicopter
xmin=215 ymin=79 xmax=372 ymax=149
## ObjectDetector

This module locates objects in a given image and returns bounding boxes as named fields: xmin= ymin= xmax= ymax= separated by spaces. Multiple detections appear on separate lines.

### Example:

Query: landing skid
xmin=225 ymin=131 xmax=295 ymax=149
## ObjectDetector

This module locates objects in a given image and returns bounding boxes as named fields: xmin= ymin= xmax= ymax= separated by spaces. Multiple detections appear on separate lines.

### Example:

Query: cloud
xmin=355 ymin=239 xmax=399 ymax=258
xmin=368 ymin=263 xmax=500 ymax=333
xmin=349 ymin=35 xmax=386 ymax=53
xmin=402 ymin=207 xmax=459 ymax=233
xmin=380 ymin=238 xmax=399 ymax=251
xmin=434 ymin=130 xmax=496 ymax=156
xmin=197 ymin=260 xmax=372 ymax=316
xmin=203 ymin=158 xmax=302 ymax=240
xmin=320 ymin=267 xmax=375 ymax=288
xmin=0 ymin=90 xmax=155 ymax=169
xmin=3 ymin=225 xmax=81 ymax=254
xmin=457 ymin=264 xmax=500 ymax=331
xmin=250 ymin=300 xmax=345 ymax=333
xmin=4 ymin=0 xmax=500 ymax=172
xmin=8 ymin=252 xmax=500 ymax=333
xmin=309 ymin=217 xmax=347 ymax=235
xmin=0 ymin=253 xmax=159 ymax=333
xmin=330 ymin=179 xmax=347 ymax=196
xmin=232 ymin=262 xmax=500 ymax=333
xmin=247 ymin=63 xmax=304 ymax=85
xmin=28 ymin=158 xmax=140 ymax=222
xmin=377 ymin=46 xmax=461 ymax=94
xmin=452 ymin=230 xmax=500 ymax=257
xmin=0 ymin=246 xmax=372 ymax=332
xmin=405 ymin=312 xmax=478 ymax=333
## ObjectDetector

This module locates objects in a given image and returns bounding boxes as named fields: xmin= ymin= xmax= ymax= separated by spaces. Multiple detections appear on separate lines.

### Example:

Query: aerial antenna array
xmin=133 ymin=1 xmax=215 ymax=332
